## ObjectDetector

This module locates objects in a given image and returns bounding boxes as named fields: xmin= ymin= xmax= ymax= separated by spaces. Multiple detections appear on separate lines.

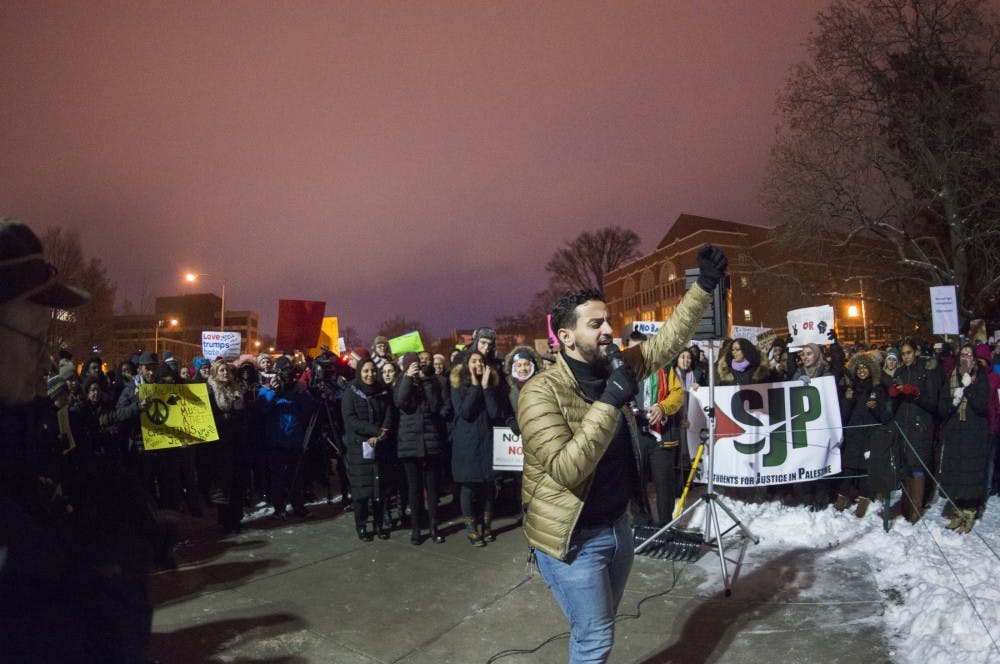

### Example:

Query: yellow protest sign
xmin=138 ymin=383 xmax=219 ymax=451
xmin=310 ymin=316 xmax=340 ymax=357
xmin=389 ymin=330 xmax=424 ymax=355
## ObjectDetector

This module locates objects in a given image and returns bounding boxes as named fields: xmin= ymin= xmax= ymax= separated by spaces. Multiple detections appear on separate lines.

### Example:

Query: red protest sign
xmin=276 ymin=300 xmax=326 ymax=350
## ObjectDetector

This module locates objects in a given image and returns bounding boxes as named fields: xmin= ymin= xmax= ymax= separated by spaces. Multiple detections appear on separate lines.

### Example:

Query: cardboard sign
xmin=310 ymin=316 xmax=340 ymax=357
xmin=930 ymin=286 xmax=959 ymax=335
xmin=685 ymin=377 xmax=843 ymax=487
xmin=138 ymin=383 xmax=219 ymax=451
xmin=787 ymin=305 xmax=834 ymax=349
xmin=201 ymin=331 xmax=242 ymax=360
xmin=633 ymin=321 xmax=665 ymax=337
xmin=492 ymin=427 xmax=524 ymax=471
xmin=276 ymin=299 xmax=326 ymax=350
xmin=389 ymin=330 xmax=424 ymax=355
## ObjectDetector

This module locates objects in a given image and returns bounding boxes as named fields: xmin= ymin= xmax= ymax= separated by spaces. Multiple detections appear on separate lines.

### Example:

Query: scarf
xmin=949 ymin=369 xmax=972 ymax=421
xmin=731 ymin=359 xmax=750 ymax=372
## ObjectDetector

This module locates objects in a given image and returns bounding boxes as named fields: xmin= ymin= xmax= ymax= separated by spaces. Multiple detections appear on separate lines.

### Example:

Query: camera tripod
xmin=634 ymin=338 xmax=759 ymax=596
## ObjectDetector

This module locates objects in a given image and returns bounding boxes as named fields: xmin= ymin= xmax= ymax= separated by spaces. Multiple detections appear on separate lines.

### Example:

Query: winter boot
xmin=854 ymin=497 xmax=870 ymax=518
xmin=833 ymin=494 xmax=851 ymax=512
xmin=482 ymin=512 xmax=495 ymax=542
xmin=904 ymin=476 xmax=925 ymax=524
xmin=428 ymin=521 xmax=445 ymax=544
xmin=465 ymin=518 xmax=485 ymax=547
xmin=957 ymin=509 xmax=976 ymax=534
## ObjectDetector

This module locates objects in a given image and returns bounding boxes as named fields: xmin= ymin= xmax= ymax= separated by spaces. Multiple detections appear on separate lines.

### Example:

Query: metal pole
xmin=154 ymin=320 xmax=160 ymax=353
xmin=220 ymin=282 xmax=225 ymax=331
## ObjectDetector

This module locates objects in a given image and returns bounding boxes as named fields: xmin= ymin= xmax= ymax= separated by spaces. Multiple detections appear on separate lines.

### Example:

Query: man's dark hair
xmin=550 ymin=289 xmax=604 ymax=334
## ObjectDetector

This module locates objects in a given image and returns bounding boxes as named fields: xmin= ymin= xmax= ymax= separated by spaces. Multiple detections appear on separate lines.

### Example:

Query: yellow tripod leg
xmin=673 ymin=443 xmax=705 ymax=519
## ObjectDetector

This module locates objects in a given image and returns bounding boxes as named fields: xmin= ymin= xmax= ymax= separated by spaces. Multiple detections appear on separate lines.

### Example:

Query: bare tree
xmin=762 ymin=0 xmax=1000 ymax=327
xmin=545 ymin=226 xmax=642 ymax=293
xmin=39 ymin=226 xmax=117 ymax=361
xmin=376 ymin=315 xmax=425 ymax=341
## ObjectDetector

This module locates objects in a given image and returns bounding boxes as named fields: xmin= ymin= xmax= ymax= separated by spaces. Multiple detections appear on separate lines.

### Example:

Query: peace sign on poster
xmin=138 ymin=383 xmax=219 ymax=451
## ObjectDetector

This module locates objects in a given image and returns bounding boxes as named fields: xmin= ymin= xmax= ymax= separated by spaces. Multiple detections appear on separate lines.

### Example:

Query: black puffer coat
xmin=393 ymin=374 xmax=446 ymax=459
xmin=450 ymin=365 xmax=501 ymax=483
xmin=840 ymin=353 xmax=897 ymax=493
xmin=341 ymin=379 xmax=394 ymax=500
xmin=938 ymin=367 xmax=990 ymax=503
xmin=890 ymin=358 xmax=940 ymax=469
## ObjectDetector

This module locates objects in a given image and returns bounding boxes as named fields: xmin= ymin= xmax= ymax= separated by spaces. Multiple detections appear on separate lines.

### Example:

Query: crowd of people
xmin=43 ymin=328 xmax=546 ymax=549
xmin=642 ymin=332 xmax=1000 ymax=533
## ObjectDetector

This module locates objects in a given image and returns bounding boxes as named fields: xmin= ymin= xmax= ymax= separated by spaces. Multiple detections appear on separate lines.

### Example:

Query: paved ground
xmin=149 ymin=493 xmax=893 ymax=663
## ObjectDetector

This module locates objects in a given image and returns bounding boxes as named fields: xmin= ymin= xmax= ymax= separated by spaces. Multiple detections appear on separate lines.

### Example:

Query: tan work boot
xmin=957 ymin=509 xmax=976 ymax=534
xmin=854 ymin=497 xmax=870 ymax=518
xmin=833 ymin=494 xmax=851 ymax=511
xmin=905 ymin=476 xmax=925 ymax=524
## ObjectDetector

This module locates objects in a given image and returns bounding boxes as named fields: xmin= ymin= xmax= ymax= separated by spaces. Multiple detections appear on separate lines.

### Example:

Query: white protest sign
xmin=731 ymin=326 xmax=769 ymax=344
xmin=930 ymin=286 xmax=959 ymax=335
xmin=632 ymin=321 xmax=665 ymax=337
xmin=492 ymin=427 xmax=523 ymax=471
xmin=686 ymin=376 xmax=843 ymax=487
xmin=201 ymin=331 xmax=242 ymax=360
xmin=786 ymin=305 xmax=834 ymax=349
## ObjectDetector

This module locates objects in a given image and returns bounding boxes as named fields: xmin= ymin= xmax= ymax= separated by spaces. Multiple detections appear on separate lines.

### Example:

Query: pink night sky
xmin=1 ymin=2 xmax=824 ymax=340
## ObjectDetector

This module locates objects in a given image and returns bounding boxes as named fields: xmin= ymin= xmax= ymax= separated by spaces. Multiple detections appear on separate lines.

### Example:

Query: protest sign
xmin=731 ymin=325 xmax=768 ymax=342
xmin=138 ymin=383 xmax=219 ymax=451
xmin=632 ymin=321 xmax=665 ymax=337
xmin=786 ymin=305 xmax=834 ymax=349
xmin=930 ymin=286 xmax=959 ymax=335
xmin=492 ymin=427 xmax=524 ymax=471
xmin=389 ymin=330 xmax=424 ymax=355
xmin=201 ymin=331 xmax=242 ymax=360
xmin=685 ymin=376 xmax=842 ymax=487
xmin=309 ymin=316 xmax=340 ymax=357
xmin=276 ymin=299 xmax=326 ymax=349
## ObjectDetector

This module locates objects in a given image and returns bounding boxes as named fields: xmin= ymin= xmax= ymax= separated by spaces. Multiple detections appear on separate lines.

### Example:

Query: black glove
xmin=695 ymin=244 xmax=728 ymax=293
xmin=598 ymin=363 xmax=638 ymax=409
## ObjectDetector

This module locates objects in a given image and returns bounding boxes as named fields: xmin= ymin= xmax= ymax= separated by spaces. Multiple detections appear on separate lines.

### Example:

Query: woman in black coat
xmin=207 ymin=361 xmax=249 ymax=533
xmin=835 ymin=353 xmax=895 ymax=517
xmin=450 ymin=350 xmax=501 ymax=546
xmin=938 ymin=344 xmax=991 ymax=533
xmin=341 ymin=358 xmax=395 ymax=541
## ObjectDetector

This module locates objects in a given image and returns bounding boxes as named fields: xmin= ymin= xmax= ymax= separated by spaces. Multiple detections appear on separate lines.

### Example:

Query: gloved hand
xmin=695 ymin=244 xmax=728 ymax=293
xmin=598 ymin=363 xmax=638 ymax=409
xmin=889 ymin=384 xmax=902 ymax=399
xmin=900 ymin=384 xmax=921 ymax=398
xmin=827 ymin=328 xmax=837 ymax=342
xmin=799 ymin=374 xmax=811 ymax=386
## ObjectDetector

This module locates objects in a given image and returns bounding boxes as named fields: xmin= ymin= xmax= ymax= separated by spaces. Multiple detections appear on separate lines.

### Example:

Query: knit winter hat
xmin=192 ymin=356 xmax=210 ymax=371
xmin=373 ymin=336 xmax=389 ymax=346
xmin=885 ymin=348 xmax=901 ymax=362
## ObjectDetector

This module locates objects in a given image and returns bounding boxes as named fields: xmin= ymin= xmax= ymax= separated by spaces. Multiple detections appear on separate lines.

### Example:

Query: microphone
xmin=605 ymin=343 xmax=640 ymax=415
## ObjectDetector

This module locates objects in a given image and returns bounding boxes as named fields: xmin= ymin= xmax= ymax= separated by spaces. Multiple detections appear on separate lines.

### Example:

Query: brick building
xmin=604 ymin=214 xmax=909 ymax=346
xmin=108 ymin=292 xmax=260 ymax=366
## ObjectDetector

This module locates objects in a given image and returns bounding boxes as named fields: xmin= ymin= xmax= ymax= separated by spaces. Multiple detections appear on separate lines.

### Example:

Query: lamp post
xmin=846 ymin=279 xmax=871 ymax=346
xmin=154 ymin=318 xmax=179 ymax=353
xmin=184 ymin=272 xmax=226 ymax=331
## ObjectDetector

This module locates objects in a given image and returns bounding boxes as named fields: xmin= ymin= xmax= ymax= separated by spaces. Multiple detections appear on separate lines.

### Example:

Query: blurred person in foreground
xmin=518 ymin=244 xmax=726 ymax=663
xmin=0 ymin=218 xmax=165 ymax=662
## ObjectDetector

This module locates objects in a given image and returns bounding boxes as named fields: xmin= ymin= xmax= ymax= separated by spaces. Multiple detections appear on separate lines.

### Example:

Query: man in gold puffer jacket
xmin=518 ymin=244 xmax=726 ymax=663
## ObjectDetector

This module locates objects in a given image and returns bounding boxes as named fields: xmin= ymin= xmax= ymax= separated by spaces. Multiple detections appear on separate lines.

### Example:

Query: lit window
xmin=740 ymin=276 xmax=749 ymax=288
xmin=743 ymin=309 xmax=752 ymax=321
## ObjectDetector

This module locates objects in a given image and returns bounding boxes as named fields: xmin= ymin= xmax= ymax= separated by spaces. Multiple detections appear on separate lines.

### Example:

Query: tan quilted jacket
xmin=518 ymin=284 xmax=712 ymax=560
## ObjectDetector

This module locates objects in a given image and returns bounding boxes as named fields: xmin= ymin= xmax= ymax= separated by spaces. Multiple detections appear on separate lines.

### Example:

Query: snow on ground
xmin=685 ymin=492 xmax=1000 ymax=664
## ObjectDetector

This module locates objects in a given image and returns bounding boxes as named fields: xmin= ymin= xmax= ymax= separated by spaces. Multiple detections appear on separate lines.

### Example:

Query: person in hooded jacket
xmin=450 ymin=350 xmax=502 ymax=546
xmin=394 ymin=351 xmax=448 ymax=544
xmin=835 ymin=352 xmax=895 ymax=517
xmin=937 ymin=343 xmax=991 ymax=533
xmin=341 ymin=358 xmax=395 ymax=540
xmin=888 ymin=338 xmax=941 ymax=524
xmin=256 ymin=356 xmax=315 ymax=519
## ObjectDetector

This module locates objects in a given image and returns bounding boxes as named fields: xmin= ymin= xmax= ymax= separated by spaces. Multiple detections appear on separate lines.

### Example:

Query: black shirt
xmin=561 ymin=351 xmax=634 ymax=527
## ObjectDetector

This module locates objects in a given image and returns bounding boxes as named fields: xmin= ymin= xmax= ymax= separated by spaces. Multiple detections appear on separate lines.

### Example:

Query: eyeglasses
xmin=959 ymin=352 xmax=974 ymax=358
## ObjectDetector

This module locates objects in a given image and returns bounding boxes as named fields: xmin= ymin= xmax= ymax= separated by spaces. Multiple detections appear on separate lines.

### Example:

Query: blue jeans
xmin=536 ymin=512 xmax=634 ymax=663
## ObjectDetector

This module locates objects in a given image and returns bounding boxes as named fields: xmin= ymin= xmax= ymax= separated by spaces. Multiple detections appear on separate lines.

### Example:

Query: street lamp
xmin=184 ymin=272 xmax=226 ymax=331
xmin=154 ymin=318 xmax=179 ymax=353
xmin=845 ymin=279 xmax=870 ymax=346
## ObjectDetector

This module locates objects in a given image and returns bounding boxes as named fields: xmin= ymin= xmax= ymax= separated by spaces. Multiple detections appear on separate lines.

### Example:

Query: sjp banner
xmin=685 ymin=377 xmax=842 ymax=487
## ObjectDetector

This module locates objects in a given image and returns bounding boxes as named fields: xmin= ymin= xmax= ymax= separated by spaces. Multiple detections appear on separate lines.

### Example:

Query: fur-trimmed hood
xmin=504 ymin=345 xmax=543 ymax=384
xmin=846 ymin=351 xmax=881 ymax=380
xmin=716 ymin=355 xmax=771 ymax=385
